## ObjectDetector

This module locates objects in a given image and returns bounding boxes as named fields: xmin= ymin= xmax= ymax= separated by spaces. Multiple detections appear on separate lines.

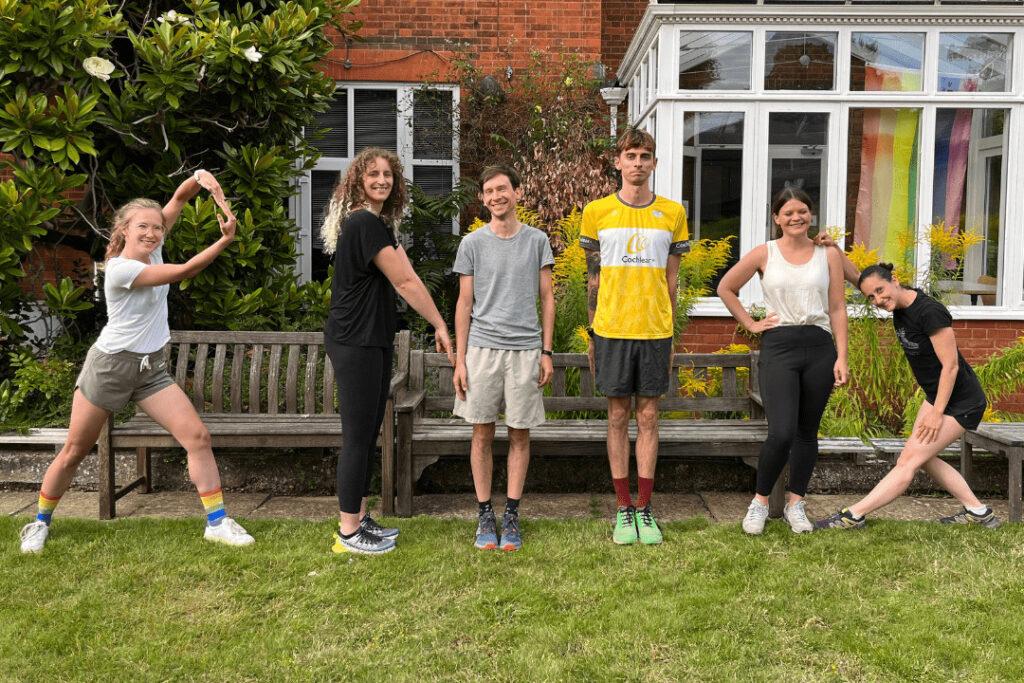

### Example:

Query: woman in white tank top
xmin=717 ymin=187 xmax=849 ymax=535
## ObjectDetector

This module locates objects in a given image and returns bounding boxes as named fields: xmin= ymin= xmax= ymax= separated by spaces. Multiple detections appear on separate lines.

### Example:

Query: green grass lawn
xmin=3 ymin=515 xmax=1023 ymax=682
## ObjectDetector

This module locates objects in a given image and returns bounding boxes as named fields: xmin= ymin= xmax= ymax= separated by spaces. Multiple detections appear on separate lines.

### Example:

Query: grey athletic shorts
xmin=453 ymin=346 xmax=545 ymax=429
xmin=593 ymin=334 xmax=673 ymax=397
xmin=75 ymin=344 xmax=174 ymax=412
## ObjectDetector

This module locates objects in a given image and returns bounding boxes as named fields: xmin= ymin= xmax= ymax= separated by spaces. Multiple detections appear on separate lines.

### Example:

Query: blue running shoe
xmin=475 ymin=510 xmax=498 ymax=550
xmin=361 ymin=514 xmax=399 ymax=538
xmin=499 ymin=513 xmax=522 ymax=551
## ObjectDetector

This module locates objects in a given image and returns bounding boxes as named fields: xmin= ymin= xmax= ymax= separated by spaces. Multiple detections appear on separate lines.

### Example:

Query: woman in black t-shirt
xmin=816 ymin=262 xmax=1000 ymax=530
xmin=321 ymin=147 xmax=454 ymax=555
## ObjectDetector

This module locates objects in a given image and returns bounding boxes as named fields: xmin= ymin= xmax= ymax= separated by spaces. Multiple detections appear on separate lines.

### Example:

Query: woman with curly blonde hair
xmin=20 ymin=170 xmax=255 ymax=553
xmin=322 ymin=147 xmax=453 ymax=555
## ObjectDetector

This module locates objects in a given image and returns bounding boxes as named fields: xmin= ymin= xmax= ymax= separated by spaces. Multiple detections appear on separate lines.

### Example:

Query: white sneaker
xmin=783 ymin=500 xmax=813 ymax=534
xmin=203 ymin=517 xmax=255 ymax=546
xmin=20 ymin=520 xmax=49 ymax=553
xmin=742 ymin=499 xmax=770 ymax=535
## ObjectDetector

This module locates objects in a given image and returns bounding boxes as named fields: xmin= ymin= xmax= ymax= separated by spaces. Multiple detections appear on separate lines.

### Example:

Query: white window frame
xmin=292 ymin=82 xmax=460 ymax=283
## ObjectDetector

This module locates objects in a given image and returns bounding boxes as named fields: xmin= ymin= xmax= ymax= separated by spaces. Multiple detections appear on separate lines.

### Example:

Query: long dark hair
xmin=769 ymin=187 xmax=814 ymax=239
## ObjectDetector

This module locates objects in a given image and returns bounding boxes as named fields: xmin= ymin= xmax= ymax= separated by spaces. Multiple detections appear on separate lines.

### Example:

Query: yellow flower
xmin=534 ymin=104 xmax=542 ymax=113
xmin=847 ymin=242 xmax=880 ymax=271
xmin=824 ymin=225 xmax=844 ymax=242
xmin=564 ymin=76 xmax=574 ymax=87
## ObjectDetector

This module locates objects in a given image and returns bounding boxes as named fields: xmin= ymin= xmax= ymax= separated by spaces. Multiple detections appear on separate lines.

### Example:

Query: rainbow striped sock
xmin=199 ymin=488 xmax=226 ymax=526
xmin=36 ymin=492 xmax=61 ymax=525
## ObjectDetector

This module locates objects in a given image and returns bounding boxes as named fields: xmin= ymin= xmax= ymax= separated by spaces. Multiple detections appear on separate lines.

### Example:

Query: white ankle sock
xmin=966 ymin=504 xmax=988 ymax=515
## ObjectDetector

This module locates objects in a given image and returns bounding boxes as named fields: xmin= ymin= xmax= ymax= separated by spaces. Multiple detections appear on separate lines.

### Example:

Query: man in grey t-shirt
xmin=452 ymin=165 xmax=555 ymax=552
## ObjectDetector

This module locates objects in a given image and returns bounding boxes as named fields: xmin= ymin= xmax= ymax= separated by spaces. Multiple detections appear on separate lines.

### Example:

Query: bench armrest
xmin=389 ymin=369 xmax=408 ymax=397
xmin=395 ymin=388 xmax=426 ymax=414
xmin=749 ymin=389 xmax=764 ymax=407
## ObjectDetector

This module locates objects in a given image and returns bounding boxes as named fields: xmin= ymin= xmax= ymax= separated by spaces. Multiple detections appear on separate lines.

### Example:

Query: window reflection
xmin=765 ymin=32 xmax=836 ymax=90
xmin=679 ymin=32 xmax=752 ymax=90
xmin=850 ymin=33 xmax=924 ymax=92
xmin=938 ymin=33 xmax=1012 ymax=92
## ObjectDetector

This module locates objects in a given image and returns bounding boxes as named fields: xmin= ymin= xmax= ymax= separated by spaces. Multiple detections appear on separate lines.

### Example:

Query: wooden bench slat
xmin=267 ymin=345 xmax=282 ymax=414
xmin=323 ymin=354 xmax=335 ymax=414
xmin=285 ymin=345 xmax=300 ymax=413
xmin=193 ymin=343 xmax=209 ymax=411
xmin=304 ymin=345 xmax=319 ymax=414
xmin=229 ymin=344 xmax=244 ymax=412
xmin=174 ymin=343 xmax=190 ymax=388
xmin=211 ymin=344 xmax=227 ymax=412
xmin=249 ymin=344 xmax=263 ymax=414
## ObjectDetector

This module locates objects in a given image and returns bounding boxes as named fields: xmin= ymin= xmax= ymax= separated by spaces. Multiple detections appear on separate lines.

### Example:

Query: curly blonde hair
xmin=105 ymin=198 xmax=163 ymax=260
xmin=320 ymin=147 xmax=408 ymax=255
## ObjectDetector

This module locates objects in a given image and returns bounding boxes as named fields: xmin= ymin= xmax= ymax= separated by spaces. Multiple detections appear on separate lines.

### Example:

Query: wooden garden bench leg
xmin=137 ymin=447 xmax=152 ymax=494
xmin=960 ymin=436 xmax=974 ymax=487
xmin=396 ymin=411 xmax=413 ymax=518
xmin=98 ymin=415 xmax=115 ymax=520
xmin=380 ymin=399 xmax=395 ymax=517
xmin=1010 ymin=449 xmax=1022 ymax=523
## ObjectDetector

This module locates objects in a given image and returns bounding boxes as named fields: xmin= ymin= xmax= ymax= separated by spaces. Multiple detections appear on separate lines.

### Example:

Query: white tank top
xmin=760 ymin=241 xmax=831 ymax=334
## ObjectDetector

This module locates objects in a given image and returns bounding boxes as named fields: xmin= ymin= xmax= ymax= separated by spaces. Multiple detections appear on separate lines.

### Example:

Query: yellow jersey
xmin=579 ymin=193 xmax=689 ymax=339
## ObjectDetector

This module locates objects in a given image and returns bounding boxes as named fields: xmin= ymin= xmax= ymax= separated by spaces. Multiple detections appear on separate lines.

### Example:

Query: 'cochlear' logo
xmin=622 ymin=232 xmax=655 ymax=264
xmin=626 ymin=233 xmax=648 ymax=254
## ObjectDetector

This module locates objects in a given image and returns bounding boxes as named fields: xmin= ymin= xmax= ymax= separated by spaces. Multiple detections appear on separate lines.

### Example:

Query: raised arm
xmin=716 ymin=245 xmax=777 ymax=333
xmin=162 ymin=170 xmax=232 ymax=236
xmin=373 ymin=244 xmax=454 ymax=365
xmin=132 ymin=211 xmax=236 ymax=288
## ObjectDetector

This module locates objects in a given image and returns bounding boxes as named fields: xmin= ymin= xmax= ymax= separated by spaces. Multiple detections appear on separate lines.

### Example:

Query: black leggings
xmin=327 ymin=343 xmax=393 ymax=514
xmin=755 ymin=326 xmax=836 ymax=497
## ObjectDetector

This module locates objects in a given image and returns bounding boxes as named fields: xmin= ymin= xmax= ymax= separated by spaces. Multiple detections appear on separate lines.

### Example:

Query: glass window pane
xmin=682 ymin=112 xmax=745 ymax=289
xmin=764 ymin=32 xmax=836 ymax=90
xmin=846 ymin=108 xmax=921 ymax=276
xmin=354 ymin=90 xmax=398 ymax=152
xmin=413 ymin=165 xmax=454 ymax=235
xmin=310 ymin=170 xmax=340 ymax=280
xmin=413 ymin=90 xmax=453 ymax=160
xmin=679 ymin=32 xmax=752 ymax=90
xmin=932 ymin=108 xmax=1007 ymax=306
xmin=850 ymin=33 xmax=924 ymax=92
xmin=938 ymin=33 xmax=1012 ymax=93
xmin=308 ymin=91 xmax=348 ymax=157
xmin=768 ymin=113 xmax=829 ymax=238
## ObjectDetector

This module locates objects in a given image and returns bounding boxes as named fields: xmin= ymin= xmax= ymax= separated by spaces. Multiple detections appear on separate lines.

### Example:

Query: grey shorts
xmin=593 ymin=334 xmax=673 ymax=397
xmin=453 ymin=346 xmax=545 ymax=429
xmin=75 ymin=344 xmax=174 ymax=412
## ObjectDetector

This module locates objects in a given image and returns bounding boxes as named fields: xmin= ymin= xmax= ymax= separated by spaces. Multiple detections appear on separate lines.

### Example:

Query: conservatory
xmin=617 ymin=2 xmax=1024 ymax=319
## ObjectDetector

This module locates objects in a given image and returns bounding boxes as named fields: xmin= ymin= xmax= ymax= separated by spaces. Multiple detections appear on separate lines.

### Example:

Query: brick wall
xmin=681 ymin=317 xmax=1024 ymax=414
xmin=600 ymin=0 xmax=648 ymax=79
xmin=328 ymin=0 xmax=606 ymax=83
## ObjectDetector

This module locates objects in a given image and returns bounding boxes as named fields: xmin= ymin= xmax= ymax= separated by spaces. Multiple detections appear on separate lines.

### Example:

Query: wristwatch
xmin=541 ymin=349 xmax=553 ymax=357
xmin=586 ymin=327 xmax=595 ymax=338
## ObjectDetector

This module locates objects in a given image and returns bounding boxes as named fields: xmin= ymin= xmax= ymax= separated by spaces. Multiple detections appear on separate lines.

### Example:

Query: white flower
xmin=157 ymin=10 xmax=191 ymax=25
xmin=82 ymin=56 xmax=115 ymax=82
xmin=243 ymin=46 xmax=263 ymax=63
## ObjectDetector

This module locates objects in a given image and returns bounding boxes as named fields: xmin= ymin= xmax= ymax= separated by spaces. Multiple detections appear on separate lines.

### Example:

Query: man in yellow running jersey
xmin=580 ymin=129 xmax=689 ymax=545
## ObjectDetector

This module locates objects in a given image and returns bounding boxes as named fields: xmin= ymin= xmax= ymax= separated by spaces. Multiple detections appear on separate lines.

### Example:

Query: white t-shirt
xmin=94 ymin=246 xmax=170 ymax=354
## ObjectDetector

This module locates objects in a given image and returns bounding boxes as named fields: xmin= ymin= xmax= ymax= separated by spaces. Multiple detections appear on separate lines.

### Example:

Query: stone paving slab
xmin=2 ymin=491 xmax=36 ymax=516
xmin=125 ymin=491 xmax=268 ymax=519
xmin=248 ymin=496 xmax=337 ymax=520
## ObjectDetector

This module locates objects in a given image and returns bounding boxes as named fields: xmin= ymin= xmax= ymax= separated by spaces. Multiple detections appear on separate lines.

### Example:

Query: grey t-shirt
xmin=453 ymin=224 xmax=555 ymax=350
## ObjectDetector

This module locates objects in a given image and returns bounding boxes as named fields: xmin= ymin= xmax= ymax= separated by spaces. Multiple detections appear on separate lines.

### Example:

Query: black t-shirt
xmin=324 ymin=209 xmax=398 ymax=348
xmin=892 ymin=289 xmax=985 ymax=411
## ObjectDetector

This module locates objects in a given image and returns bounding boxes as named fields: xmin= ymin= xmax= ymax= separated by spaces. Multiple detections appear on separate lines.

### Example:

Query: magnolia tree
xmin=0 ymin=0 xmax=361 ymax=343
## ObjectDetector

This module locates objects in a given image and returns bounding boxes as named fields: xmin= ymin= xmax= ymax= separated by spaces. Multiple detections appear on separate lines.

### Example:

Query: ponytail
xmin=857 ymin=261 xmax=896 ymax=288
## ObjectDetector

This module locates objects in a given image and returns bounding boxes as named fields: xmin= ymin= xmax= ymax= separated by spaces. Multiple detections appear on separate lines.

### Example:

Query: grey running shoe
xmin=332 ymin=528 xmax=396 ymax=554
xmin=783 ymin=500 xmax=813 ymax=534
xmin=20 ymin=520 xmax=49 ymax=553
xmin=361 ymin=514 xmax=399 ymax=538
xmin=475 ymin=510 xmax=498 ymax=550
xmin=814 ymin=507 xmax=866 ymax=531
xmin=742 ymin=499 xmax=769 ymax=535
xmin=939 ymin=506 xmax=1001 ymax=529
xmin=203 ymin=517 xmax=255 ymax=546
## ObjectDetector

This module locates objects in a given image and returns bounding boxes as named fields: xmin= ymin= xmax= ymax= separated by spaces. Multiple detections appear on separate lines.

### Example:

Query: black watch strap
xmin=541 ymin=349 xmax=553 ymax=357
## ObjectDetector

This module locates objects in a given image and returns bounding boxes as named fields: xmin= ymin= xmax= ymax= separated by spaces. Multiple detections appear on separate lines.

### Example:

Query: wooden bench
xmin=395 ymin=350 xmax=780 ymax=518
xmin=96 ymin=330 xmax=410 ymax=519
xmin=961 ymin=422 xmax=1024 ymax=522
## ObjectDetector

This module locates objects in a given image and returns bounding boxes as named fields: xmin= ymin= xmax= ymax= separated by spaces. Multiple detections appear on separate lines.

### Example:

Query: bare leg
xmin=849 ymin=404 xmax=971 ymax=518
xmin=506 ymin=427 xmax=530 ymax=500
xmin=40 ymin=390 xmax=111 ymax=498
xmin=634 ymin=396 xmax=660 ymax=479
xmin=606 ymin=397 xmax=632 ymax=479
xmin=470 ymin=423 xmax=496 ymax=503
xmin=920 ymin=454 xmax=983 ymax=509
xmin=136 ymin=384 xmax=220 ymax=494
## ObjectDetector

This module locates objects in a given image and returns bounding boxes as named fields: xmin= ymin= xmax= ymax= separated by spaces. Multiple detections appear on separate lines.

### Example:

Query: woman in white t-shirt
xmin=20 ymin=170 xmax=255 ymax=553
xmin=717 ymin=187 xmax=849 ymax=535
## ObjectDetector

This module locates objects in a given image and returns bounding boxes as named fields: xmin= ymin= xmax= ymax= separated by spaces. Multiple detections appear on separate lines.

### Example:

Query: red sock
xmin=636 ymin=477 xmax=654 ymax=509
xmin=612 ymin=478 xmax=632 ymax=508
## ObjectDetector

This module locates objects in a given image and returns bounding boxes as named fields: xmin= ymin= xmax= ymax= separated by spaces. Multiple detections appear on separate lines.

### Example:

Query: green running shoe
xmin=636 ymin=505 xmax=663 ymax=545
xmin=613 ymin=505 xmax=638 ymax=545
